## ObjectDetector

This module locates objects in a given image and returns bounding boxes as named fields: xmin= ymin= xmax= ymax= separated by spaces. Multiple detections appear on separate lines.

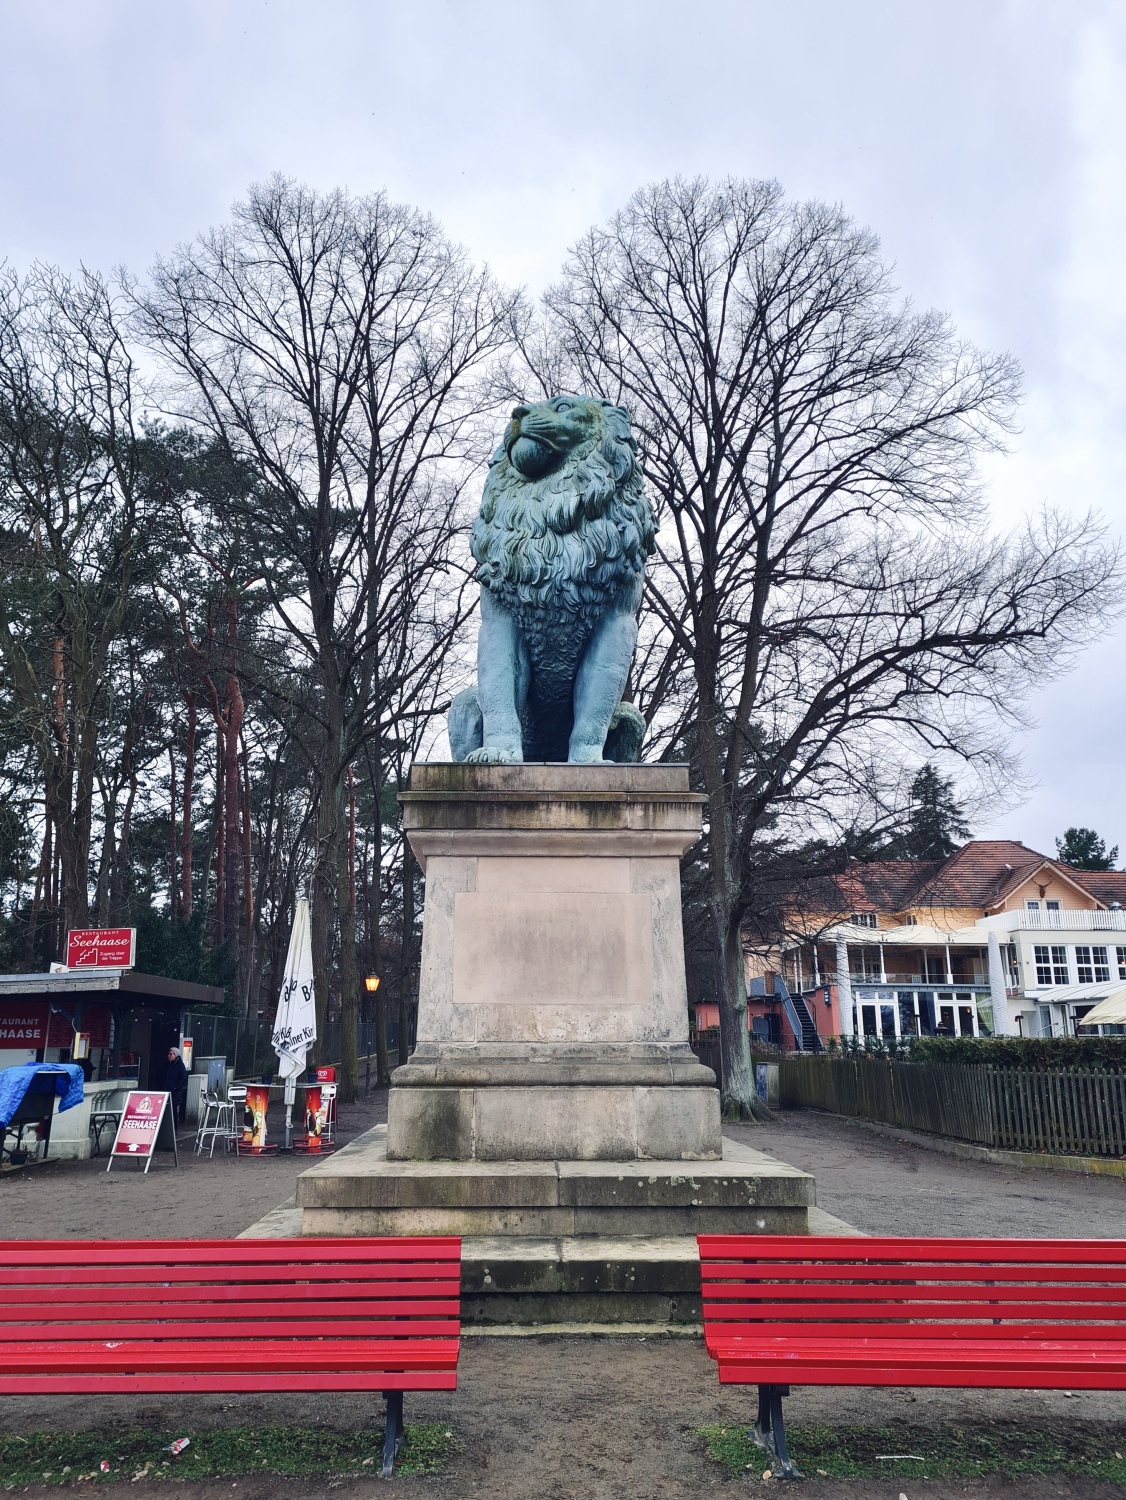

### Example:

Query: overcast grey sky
xmin=1 ymin=0 xmax=1123 ymax=856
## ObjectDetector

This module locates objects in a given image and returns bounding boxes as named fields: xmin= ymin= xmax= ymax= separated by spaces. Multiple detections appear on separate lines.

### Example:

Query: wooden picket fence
xmin=779 ymin=1056 xmax=1126 ymax=1158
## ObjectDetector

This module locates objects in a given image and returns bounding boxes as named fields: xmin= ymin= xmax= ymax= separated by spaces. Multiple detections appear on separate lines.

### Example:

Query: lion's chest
xmin=492 ymin=583 xmax=596 ymax=692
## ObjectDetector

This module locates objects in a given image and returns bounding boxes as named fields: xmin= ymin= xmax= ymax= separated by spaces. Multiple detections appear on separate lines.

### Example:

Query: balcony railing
xmin=848 ymin=971 xmax=986 ymax=987
xmin=1012 ymin=909 xmax=1126 ymax=931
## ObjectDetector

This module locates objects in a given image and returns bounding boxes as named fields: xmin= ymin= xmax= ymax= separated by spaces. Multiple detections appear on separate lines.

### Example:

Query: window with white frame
xmin=850 ymin=913 xmax=878 ymax=928
xmin=1117 ymin=945 xmax=1126 ymax=981
xmin=1003 ymin=944 xmax=1019 ymax=988
xmin=1075 ymin=945 xmax=1110 ymax=984
xmin=1034 ymin=945 xmax=1069 ymax=985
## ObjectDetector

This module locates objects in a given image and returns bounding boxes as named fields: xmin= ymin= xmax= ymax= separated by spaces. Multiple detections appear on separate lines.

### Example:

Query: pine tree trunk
xmin=222 ymin=672 xmax=243 ymax=959
xmin=181 ymin=691 xmax=196 ymax=921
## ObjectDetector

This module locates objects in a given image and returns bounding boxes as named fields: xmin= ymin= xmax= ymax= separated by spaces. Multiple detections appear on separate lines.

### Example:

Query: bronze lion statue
xmin=448 ymin=395 xmax=655 ymax=763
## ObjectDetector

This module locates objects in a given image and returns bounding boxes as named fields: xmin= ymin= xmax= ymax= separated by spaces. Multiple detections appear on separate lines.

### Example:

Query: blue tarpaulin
xmin=0 ymin=1063 xmax=85 ymax=1127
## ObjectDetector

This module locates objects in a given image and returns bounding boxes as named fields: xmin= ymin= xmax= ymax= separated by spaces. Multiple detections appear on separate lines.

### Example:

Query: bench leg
xmin=382 ymin=1390 xmax=404 ymax=1478
xmin=753 ymin=1384 xmax=800 ymax=1480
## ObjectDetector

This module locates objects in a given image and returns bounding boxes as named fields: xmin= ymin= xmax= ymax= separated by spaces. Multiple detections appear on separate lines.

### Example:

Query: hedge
xmin=908 ymin=1035 xmax=1126 ymax=1071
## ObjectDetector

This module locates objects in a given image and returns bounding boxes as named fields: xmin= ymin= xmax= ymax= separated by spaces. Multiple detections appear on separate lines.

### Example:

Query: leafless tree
xmin=137 ymin=177 xmax=520 ymax=1098
xmin=537 ymin=177 xmax=1119 ymax=1113
xmin=0 ymin=264 xmax=142 ymax=942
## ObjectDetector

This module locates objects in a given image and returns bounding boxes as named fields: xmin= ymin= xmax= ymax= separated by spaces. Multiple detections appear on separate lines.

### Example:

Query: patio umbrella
xmin=271 ymin=898 xmax=317 ymax=1146
xmin=1078 ymin=986 xmax=1126 ymax=1026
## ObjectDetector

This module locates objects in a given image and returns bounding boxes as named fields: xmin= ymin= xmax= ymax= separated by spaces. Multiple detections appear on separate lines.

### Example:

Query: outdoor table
xmin=88 ymin=1110 xmax=122 ymax=1157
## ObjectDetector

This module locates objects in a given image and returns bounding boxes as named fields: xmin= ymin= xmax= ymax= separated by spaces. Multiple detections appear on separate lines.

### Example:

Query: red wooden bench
xmin=0 ymin=1236 xmax=461 ymax=1478
xmin=699 ymin=1234 xmax=1126 ymax=1480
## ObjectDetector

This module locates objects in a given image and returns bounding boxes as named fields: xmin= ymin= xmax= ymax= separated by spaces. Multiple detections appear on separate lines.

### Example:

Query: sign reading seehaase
xmin=0 ymin=1006 xmax=48 ymax=1046
xmin=65 ymin=927 xmax=136 ymax=969
xmin=107 ymin=1090 xmax=177 ymax=1173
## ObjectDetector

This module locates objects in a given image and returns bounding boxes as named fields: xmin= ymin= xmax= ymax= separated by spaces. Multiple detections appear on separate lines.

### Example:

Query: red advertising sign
xmin=65 ymin=928 xmax=136 ymax=969
xmin=0 ymin=1002 xmax=113 ymax=1051
xmin=243 ymin=1085 xmax=270 ymax=1149
xmin=107 ymin=1091 xmax=178 ymax=1172
xmin=0 ymin=1003 xmax=48 ymax=1047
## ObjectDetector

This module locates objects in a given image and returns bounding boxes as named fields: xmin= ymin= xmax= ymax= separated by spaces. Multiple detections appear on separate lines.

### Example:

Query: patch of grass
xmin=0 ymin=1423 xmax=458 ymax=1486
xmin=701 ymin=1421 xmax=1126 ymax=1482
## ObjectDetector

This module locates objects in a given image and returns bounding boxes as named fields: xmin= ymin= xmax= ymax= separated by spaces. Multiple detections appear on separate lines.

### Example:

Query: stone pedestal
xmin=301 ymin=764 xmax=825 ymax=1319
xmin=388 ymin=763 xmax=720 ymax=1162
xmin=295 ymin=1124 xmax=819 ymax=1323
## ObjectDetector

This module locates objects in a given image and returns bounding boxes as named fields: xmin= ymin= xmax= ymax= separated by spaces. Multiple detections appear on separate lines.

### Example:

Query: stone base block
xmin=387 ymin=1081 xmax=721 ymax=1161
xmin=297 ymin=1124 xmax=813 ymax=1239
xmin=461 ymin=1235 xmax=703 ymax=1325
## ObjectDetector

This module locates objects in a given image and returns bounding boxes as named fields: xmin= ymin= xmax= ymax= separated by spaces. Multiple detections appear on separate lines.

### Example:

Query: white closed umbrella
xmin=271 ymin=898 xmax=317 ymax=1147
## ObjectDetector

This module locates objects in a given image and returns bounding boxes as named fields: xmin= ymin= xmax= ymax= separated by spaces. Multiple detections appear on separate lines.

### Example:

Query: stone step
xmin=295 ymin=1125 xmax=815 ymax=1239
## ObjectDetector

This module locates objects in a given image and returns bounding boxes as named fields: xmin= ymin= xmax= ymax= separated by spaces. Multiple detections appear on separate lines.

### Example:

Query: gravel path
xmin=727 ymin=1108 xmax=1126 ymax=1239
xmin=0 ymin=1091 xmax=388 ymax=1240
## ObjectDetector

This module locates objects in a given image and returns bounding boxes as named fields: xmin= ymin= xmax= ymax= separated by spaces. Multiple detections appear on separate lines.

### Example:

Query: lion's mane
xmin=470 ymin=404 xmax=655 ymax=642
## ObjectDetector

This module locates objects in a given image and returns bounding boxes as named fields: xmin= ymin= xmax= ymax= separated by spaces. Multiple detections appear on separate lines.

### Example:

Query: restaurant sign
xmin=0 ymin=1007 xmax=49 ymax=1047
xmin=0 ymin=1003 xmax=112 ymax=1050
xmin=107 ymin=1090 xmax=178 ymax=1172
xmin=65 ymin=928 xmax=136 ymax=969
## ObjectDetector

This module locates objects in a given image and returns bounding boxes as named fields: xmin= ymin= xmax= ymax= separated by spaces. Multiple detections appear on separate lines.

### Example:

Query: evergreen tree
xmin=1056 ymin=827 xmax=1118 ymax=870
xmin=890 ymin=764 xmax=971 ymax=861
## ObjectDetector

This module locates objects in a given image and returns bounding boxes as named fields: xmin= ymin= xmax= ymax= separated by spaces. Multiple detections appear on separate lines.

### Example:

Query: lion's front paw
xmin=465 ymin=745 xmax=523 ymax=764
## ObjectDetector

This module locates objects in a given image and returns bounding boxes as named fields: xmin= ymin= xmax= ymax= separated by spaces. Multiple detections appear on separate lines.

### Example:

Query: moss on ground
xmin=0 ymin=1423 xmax=458 ymax=1486
xmin=701 ymin=1420 xmax=1126 ymax=1483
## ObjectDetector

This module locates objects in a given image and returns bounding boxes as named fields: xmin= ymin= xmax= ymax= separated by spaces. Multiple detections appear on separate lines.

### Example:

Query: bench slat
xmin=0 ymin=1318 xmax=461 ymax=1341
xmin=0 ymin=1280 xmax=460 ymax=1310
xmin=700 ymin=1280 xmax=1126 ymax=1303
xmin=703 ymin=1303 xmax=1126 ymax=1326
xmin=1 ymin=1338 xmax=460 ymax=1370
xmin=0 ymin=1372 xmax=460 ymax=1394
xmin=716 ymin=1361 xmax=1126 ymax=1389
xmin=0 ymin=1296 xmax=458 ymax=1320
xmin=699 ymin=1235 xmax=1126 ymax=1263
xmin=0 ymin=1237 xmax=461 ymax=1265
xmin=0 ymin=1264 xmax=458 ymax=1287
xmin=701 ymin=1261 xmax=1126 ymax=1284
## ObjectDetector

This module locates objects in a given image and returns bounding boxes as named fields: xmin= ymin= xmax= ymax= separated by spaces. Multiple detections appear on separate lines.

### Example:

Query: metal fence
xmin=780 ymin=1055 xmax=1126 ymax=1158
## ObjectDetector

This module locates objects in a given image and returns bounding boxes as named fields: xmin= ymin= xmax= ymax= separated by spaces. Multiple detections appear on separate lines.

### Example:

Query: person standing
xmin=164 ymin=1047 xmax=189 ymax=1129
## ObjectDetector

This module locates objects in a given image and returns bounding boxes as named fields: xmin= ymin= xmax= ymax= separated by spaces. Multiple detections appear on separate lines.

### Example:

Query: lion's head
xmin=470 ymin=395 xmax=655 ymax=624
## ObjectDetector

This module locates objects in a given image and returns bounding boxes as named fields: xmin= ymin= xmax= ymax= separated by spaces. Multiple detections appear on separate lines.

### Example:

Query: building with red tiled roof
xmin=729 ymin=840 xmax=1126 ymax=1053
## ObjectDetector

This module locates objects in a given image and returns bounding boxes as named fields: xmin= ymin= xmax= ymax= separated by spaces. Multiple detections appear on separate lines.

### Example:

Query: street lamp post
xmin=363 ymin=975 xmax=381 ymax=1095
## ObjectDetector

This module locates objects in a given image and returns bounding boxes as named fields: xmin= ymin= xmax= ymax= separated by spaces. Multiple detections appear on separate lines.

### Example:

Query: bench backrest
xmin=0 ymin=1237 xmax=461 ymax=1347
xmin=698 ymin=1234 xmax=1126 ymax=1342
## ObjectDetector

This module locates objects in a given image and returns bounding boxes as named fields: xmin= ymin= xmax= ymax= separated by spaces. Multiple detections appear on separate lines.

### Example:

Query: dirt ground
xmin=2 ymin=1337 xmax=1124 ymax=1500
xmin=3 ymin=1103 xmax=1126 ymax=1498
